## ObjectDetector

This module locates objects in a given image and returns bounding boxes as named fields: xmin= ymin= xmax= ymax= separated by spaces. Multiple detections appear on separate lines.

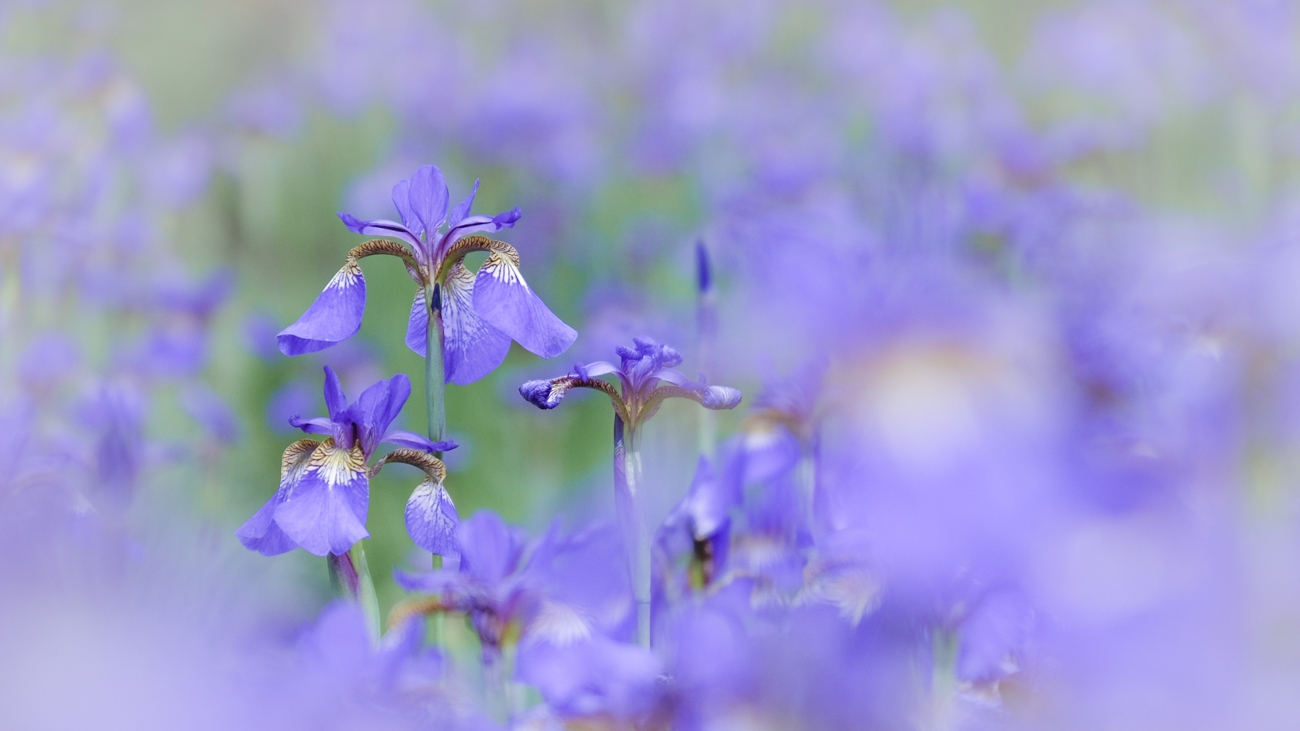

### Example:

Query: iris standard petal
xmin=405 ymin=479 xmax=460 ymax=556
xmin=448 ymin=178 xmax=480 ymax=228
xmin=274 ymin=441 xmax=370 ymax=556
xmin=443 ymin=262 xmax=512 ymax=385
xmin=323 ymin=365 xmax=347 ymax=419
xmin=408 ymin=164 xmax=449 ymax=236
xmin=351 ymin=373 xmax=411 ymax=457
xmin=277 ymin=262 xmax=366 ymax=356
xmin=391 ymin=178 xmax=420 ymax=233
xmin=473 ymin=252 xmax=576 ymax=358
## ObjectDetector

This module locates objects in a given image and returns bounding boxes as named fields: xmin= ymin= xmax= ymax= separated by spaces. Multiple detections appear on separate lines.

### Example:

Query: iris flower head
xmin=277 ymin=164 xmax=576 ymax=385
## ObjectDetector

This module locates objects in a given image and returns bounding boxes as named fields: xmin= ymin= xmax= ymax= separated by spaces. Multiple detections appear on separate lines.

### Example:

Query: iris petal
xmin=404 ymin=288 xmax=428 ymax=357
xmin=405 ymin=479 xmax=460 ymax=556
xmin=448 ymin=178 xmax=480 ymax=228
xmin=277 ymin=262 xmax=366 ymax=356
xmin=408 ymin=165 xmax=449 ymax=236
xmin=443 ymin=262 xmax=512 ymax=385
xmin=235 ymin=439 xmax=318 ymax=556
xmin=473 ymin=253 xmax=576 ymax=359
xmin=274 ymin=441 xmax=370 ymax=556
xmin=391 ymin=178 xmax=419 ymax=233
xmin=235 ymin=493 xmax=297 ymax=556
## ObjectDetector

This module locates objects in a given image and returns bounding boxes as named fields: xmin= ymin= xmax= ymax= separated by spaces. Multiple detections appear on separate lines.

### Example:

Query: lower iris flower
xmin=236 ymin=366 xmax=455 ymax=557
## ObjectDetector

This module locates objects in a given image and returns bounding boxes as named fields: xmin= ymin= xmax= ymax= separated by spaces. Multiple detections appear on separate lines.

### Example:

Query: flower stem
xmin=614 ymin=416 xmax=651 ymax=647
xmin=424 ymin=283 xmax=447 ymax=448
xmin=327 ymin=543 xmax=381 ymax=642
xmin=424 ymin=283 xmax=448 ymax=645
xmin=482 ymin=644 xmax=510 ymax=724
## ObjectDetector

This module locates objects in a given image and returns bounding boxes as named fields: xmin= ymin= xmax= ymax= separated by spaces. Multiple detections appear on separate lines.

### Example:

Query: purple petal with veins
xmin=408 ymin=164 xmax=449 ymax=236
xmin=404 ymin=288 xmax=428 ymax=357
xmin=273 ymin=442 xmax=370 ymax=556
xmin=443 ymin=262 xmax=513 ymax=385
xmin=405 ymin=480 xmax=460 ymax=557
xmin=473 ymin=252 xmax=576 ymax=358
xmin=277 ymin=262 xmax=366 ymax=356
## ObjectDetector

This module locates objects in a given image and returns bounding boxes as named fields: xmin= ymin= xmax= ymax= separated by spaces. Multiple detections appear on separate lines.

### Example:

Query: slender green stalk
xmin=424 ymin=283 xmax=447 ymax=447
xmin=351 ymin=542 xmax=381 ymax=642
xmin=482 ymin=645 xmax=509 ymax=724
xmin=424 ymin=283 xmax=448 ymax=645
xmin=615 ymin=416 xmax=651 ymax=647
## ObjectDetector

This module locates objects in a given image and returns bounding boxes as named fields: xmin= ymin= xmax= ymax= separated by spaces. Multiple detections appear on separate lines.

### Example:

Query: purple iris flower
xmin=277 ymin=164 xmax=576 ymax=384
xmin=519 ymin=337 xmax=741 ymax=424
xmin=236 ymin=366 xmax=455 ymax=557
xmin=395 ymin=510 xmax=550 ymax=656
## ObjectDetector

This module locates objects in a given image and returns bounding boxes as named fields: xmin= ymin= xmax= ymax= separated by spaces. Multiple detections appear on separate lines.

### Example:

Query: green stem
xmin=615 ymin=416 xmax=651 ymax=647
xmin=424 ymin=283 xmax=447 ymax=448
xmin=424 ymin=283 xmax=448 ymax=645
xmin=482 ymin=644 xmax=509 ymax=724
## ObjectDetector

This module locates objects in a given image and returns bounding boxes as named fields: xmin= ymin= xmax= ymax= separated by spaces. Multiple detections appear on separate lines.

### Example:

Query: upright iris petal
xmin=408 ymin=164 xmax=449 ymax=239
xmin=473 ymin=251 xmax=577 ymax=358
xmin=392 ymin=178 xmax=419 ymax=234
xmin=277 ymin=262 xmax=366 ymax=356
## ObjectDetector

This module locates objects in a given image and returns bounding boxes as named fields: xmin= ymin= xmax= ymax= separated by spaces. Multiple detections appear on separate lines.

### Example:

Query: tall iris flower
xmin=236 ymin=366 xmax=455 ymax=558
xmin=519 ymin=338 xmax=741 ymax=646
xmin=275 ymin=165 xmax=577 ymax=386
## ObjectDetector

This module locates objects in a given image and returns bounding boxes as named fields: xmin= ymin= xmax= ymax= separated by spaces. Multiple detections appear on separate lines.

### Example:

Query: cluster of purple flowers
xmin=9 ymin=0 xmax=1300 ymax=729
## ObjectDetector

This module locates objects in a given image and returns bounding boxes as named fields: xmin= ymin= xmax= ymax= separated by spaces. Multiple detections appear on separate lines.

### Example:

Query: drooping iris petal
xmin=404 ymin=288 xmax=429 ymax=357
xmin=405 ymin=479 xmax=460 ymax=557
xmin=273 ymin=440 xmax=370 ymax=556
xmin=236 ymin=439 xmax=318 ymax=556
xmin=336 ymin=212 xmax=419 ymax=248
xmin=235 ymin=492 xmax=297 ymax=556
xmin=408 ymin=164 xmax=449 ymax=237
xmin=277 ymin=262 xmax=366 ymax=356
xmin=701 ymin=385 xmax=743 ymax=410
xmin=520 ymin=379 xmax=566 ymax=409
xmin=473 ymin=252 xmax=576 ymax=358
xmin=443 ymin=262 xmax=512 ymax=385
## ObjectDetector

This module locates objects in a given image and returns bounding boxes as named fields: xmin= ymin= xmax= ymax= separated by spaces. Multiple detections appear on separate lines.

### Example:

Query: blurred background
xmin=5 ymin=0 xmax=1300 ymax=727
